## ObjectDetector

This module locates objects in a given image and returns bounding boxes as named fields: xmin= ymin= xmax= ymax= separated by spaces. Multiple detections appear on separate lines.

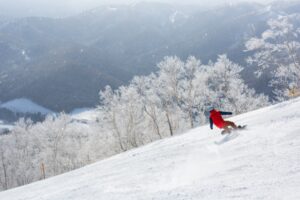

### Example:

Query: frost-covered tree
xmin=207 ymin=55 xmax=269 ymax=113
xmin=0 ymin=119 xmax=40 ymax=189
xmin=0 ymin=137 xmax=10 ymax=190
xmin=178 ymin=56 xmax=210 ymax=127
xmin=0 ymin=112 xmax=122 ymax=191
xmin=155 ymin=56 xmax=187 ymax=135
xmin=245 ymin=15 xmax=300 ymax=101
xmin=10 ymin=119 xmax=38 ymax=186
xmin=32 ymin=113 xmax=93 ymax=177
xmin=99 ymin=85 xmax=145 ymax=151
xmin=38 ymin=114 xmax=72 ymax=175
xmin=131 ymin=75 xmax=165 ymax=139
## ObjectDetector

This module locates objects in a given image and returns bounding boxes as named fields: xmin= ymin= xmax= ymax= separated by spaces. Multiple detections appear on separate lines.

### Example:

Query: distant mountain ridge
xmin=0 ymin=1 xmax=300 ymax=112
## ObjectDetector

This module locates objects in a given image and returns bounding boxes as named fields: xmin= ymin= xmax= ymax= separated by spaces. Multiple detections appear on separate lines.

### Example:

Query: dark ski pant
xmin=222 ymin=121 xmax=237 ymax=133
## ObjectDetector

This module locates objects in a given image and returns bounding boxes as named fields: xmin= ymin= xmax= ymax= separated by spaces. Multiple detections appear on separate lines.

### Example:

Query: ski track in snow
xmin=1 ymin=98 xmax=300 ymax=199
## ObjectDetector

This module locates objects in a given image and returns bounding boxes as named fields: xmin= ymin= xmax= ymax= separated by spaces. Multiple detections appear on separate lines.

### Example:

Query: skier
xmin=208 ymin=107 xmax=240 ymax=134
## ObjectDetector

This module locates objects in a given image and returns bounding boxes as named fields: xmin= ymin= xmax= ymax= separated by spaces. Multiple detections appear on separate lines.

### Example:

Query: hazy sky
xmin=0 ymin=0 xmax=276 ymax=18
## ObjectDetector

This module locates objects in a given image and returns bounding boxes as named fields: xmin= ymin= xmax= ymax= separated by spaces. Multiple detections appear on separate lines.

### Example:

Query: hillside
xmin=0 ymin=98 xmax=53 ymax=114
xmin=0 ymin=98 xmax=299 ymax=199
xmin=1 ymin=1 xmax=300 ymax=111
xmin=0 ymin=98 xmax=54 ymax=123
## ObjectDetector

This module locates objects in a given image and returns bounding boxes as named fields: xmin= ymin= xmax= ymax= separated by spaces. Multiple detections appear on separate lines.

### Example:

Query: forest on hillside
xmin=0 ymin=11 xmax=300 ymax=192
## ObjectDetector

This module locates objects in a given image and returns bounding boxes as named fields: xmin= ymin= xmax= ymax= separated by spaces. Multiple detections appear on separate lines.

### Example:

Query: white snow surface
xmin=0 ymin=98 xmax=53 ymax=114
xmin=1 ymin=98 xmax=300 ymax=200
xmin=0 ymin=122 xmax=14 ymax=130
xmin=70 ymin=108 xmax=99 ymax=121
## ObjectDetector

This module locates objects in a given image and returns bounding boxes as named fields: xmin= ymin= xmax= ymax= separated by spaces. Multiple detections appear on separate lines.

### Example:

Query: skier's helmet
xmin=207 ymin=106 xmax=215 ymax=112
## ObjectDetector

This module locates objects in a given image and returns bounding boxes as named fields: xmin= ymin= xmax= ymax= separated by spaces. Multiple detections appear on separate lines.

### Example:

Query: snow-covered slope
xmin=1 ymin=98 xmax=300 ymax=200
xmin=0 ymin=98 xmax=53 ymax=114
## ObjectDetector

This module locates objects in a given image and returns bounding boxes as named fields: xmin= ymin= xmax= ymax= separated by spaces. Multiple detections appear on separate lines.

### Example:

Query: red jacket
xmin=209 ymin=109 xmax=232 ymax=129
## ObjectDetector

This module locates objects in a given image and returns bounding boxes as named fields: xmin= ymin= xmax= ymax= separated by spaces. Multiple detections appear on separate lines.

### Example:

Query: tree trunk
xmin=0 ymin=151 xmax=8 ymax=190
xmin=166 ymin=112 xmax=173 ymax=136
xmin=144 ymin=105 xmax=162 ymax=139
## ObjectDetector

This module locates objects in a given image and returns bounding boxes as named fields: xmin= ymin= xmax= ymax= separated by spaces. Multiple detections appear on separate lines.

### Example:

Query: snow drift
xmin=0 ymin=98 xmax=300 ymax=200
